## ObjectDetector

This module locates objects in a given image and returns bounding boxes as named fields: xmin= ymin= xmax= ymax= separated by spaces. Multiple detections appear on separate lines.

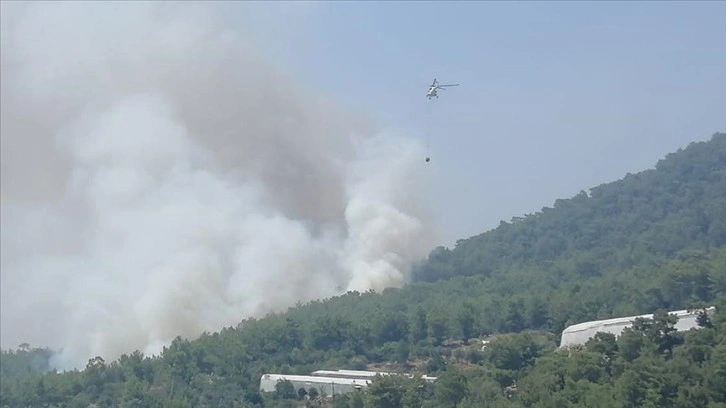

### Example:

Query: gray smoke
xmin=0 ymin=1 xmax=436 ymax=370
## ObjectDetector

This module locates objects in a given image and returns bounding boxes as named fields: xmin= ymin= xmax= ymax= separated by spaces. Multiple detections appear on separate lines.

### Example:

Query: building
xmin=311 ymin=369 xmax=437 ymax=383
xmin=259 ymin=373 xmax=369 ymax=396
xmin=259 ymin=369 xmax=437 ymax=396
xmin=559 ymin=306 xmax=715 ymax=348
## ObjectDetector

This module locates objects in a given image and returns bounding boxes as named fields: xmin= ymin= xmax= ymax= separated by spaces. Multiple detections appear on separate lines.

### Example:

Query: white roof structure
xmin=311 ymin=369 xmax=437 ymax=382
xmin=260 ymin=369 xmax=438 ymax=395
xmin=559 ymin=306 xmax=715 ymax=348
xmin=259 ymin=373 xmax=370 ymax=394
xmin=311 ymin=370 xmax=392 ymax=379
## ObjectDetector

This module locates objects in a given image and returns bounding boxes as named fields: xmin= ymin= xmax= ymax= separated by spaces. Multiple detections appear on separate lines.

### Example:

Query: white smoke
xmin=0 ymin=1 xmax=436 ymax=369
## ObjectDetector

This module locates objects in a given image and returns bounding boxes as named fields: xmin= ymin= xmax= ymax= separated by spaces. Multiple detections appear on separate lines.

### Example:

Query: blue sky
xmin=236 ymin=1 xmax=725 ymax=246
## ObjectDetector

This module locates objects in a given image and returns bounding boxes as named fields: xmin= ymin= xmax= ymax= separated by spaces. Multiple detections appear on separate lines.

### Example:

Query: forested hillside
xmin=0 ymin=345 xmax=53 ymax=381
xmin=407 ymin=132 xmax=726 ymax=332
xmin=1 ymin=133 xmax=725 ymax=407
xmin=416 ymin=131 xmax=726 ymax=283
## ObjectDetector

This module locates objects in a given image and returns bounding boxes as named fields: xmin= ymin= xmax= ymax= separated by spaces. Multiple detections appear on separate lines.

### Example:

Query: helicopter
xmin=426 ymin=78 xmax=459 ymax=99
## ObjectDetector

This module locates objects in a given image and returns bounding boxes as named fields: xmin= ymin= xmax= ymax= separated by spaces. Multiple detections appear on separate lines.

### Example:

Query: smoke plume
xmin=0 ymin=1 xmax=435 ymax=369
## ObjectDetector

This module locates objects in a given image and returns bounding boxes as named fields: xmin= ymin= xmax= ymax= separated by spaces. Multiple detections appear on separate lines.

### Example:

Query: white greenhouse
xmin=260 ymin=369 xmax=437 ymax=396
xmin=559 ymin=306 xmax=715 ymax=348
xmin=259 ymin=373 xmax=369 ymax=396
xmin=310 ymin=369 xmax=437 ymax=383
xmin=310 ymin=369 xmax=390 ymax=380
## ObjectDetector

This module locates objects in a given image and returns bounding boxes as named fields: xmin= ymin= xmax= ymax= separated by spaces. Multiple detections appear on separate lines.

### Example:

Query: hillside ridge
xmin=414 ymin=132 xmax=726 ymax=284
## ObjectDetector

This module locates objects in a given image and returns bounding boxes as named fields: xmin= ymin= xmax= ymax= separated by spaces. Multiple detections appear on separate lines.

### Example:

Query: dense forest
xmin=1 ymin=132 xmax=725 ymax=407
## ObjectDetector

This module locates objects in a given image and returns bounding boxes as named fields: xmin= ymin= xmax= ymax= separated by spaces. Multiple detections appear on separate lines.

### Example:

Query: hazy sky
xmin=236 ymin=0 xmax=726 ymax=246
